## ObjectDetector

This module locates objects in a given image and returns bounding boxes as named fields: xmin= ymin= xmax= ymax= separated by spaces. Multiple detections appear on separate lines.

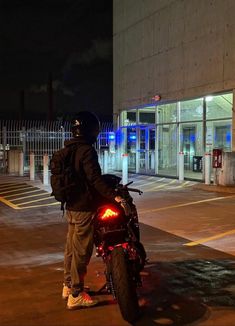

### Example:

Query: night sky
xmin=0 ymin=0 xmax=113 ymax=121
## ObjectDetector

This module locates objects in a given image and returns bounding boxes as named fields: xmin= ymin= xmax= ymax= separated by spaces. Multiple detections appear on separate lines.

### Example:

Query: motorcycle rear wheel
xmin=110 ymin=246 xmax=139 ymax=323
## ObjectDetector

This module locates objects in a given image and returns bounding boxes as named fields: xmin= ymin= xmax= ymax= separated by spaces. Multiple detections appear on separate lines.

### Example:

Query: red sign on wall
xmin=212 ymin=149 xmax=222 ymax=168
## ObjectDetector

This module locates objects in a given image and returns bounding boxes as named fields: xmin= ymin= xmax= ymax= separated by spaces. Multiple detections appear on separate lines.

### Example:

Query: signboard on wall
xmin=206 ymin=127 xmax=213 ymax=146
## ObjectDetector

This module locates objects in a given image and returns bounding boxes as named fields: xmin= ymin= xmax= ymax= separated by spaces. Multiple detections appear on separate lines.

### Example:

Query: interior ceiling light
xmin=205 ymin=96 xmax=213 ymax=102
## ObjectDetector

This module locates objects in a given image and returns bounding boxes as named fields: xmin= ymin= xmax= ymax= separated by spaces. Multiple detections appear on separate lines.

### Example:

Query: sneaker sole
xmin=63 ymin=286 xmax=89 ymax=299
xmin=67 ymin=302 xmax=98 ymax=310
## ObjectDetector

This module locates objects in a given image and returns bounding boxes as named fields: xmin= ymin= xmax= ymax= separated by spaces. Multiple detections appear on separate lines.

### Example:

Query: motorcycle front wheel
xmin=110 ymin=246 xmax=139 ymax=323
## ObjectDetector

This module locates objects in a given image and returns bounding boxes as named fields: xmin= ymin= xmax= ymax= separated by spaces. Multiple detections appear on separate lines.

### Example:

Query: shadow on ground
xmin=132 ymin=223 xmax=235 ymax=325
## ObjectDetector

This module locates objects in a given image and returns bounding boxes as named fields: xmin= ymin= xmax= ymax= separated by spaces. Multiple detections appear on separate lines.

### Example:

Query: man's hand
xmin=115 ymin=196 xmax=123 ymax=203
xmin=115 ymin=196 xmax=131 ymax=216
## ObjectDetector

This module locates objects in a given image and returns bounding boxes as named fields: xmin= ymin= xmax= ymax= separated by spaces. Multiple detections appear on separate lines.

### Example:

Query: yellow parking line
xmin=0 ymin=185 xmax=33 ymax=194
xmin=166 ymin=181 xmax=190 ymax=189
xmin=139 ymin=178 xmax=165 ymax=187
xmin=154 ymin=179 xmax=176 ymax=188
xmin=145 ymin=179 xmax=176 ymax=192
xmin=17 ymin=196 xmax=54 ymax=206
xmin=139 ymin=195 xmax=235 ymax=214
xmin=11 ymin=192 xmax=50 ymax=201
xmin=5 ymin=189 xmax=44 ymax=198
xmin=0 ymin=183 xmax=25 ymax=190
xmin=18 ymin=202 xmax=60 ymax=209
xmin=0 ymin=182 xmax=15 ymax=186
xmin=184 ymin=183 xmax=196 ymax=187
xmin=0 ymin=196 xmax=20 ymax=209
xmin=184 ymin=229 xmax=235 ymax=247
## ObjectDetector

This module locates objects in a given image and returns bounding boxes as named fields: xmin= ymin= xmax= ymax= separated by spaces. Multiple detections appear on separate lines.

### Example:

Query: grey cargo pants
xmin=64 ymin=210 xmax=95 ymax=292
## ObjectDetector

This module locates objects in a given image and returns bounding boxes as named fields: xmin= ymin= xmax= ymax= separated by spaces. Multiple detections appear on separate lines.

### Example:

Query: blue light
xmin=128 ymin=133 xmax=136 ymax=141
xmin=115 ymin=130 xmax=122 ymax=145
xmin=190 ymin=134 xmax=196 ymax=142
xmin=108 ymin=132 xmax=115 ymax=141
xmin=226 ymin=131 xmax=231 ymax=143
xmin=129 ymin=135 xmax=136 ymax=140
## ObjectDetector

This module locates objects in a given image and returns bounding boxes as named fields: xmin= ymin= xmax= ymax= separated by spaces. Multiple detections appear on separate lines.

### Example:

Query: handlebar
xmin=118 ymin=181 xmax=143 ymax=195
xmin=124 ymin=181 xmax=134 ymax=187
xmin=126 ymin=187 xmax=143 ymax=195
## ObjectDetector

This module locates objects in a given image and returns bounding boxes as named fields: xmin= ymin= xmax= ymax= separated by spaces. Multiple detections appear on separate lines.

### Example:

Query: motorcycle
xmin=93 ymin=174 xmax=146 ymax=324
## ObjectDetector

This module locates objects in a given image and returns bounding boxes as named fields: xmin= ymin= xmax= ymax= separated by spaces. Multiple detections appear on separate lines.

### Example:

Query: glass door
xmin=158 ymin=124 xmax=177 ymax=176
xmin=180 ymin=123 xmax=203 ymax=180
xmin=182 ymin=126 xmax=196 ymax=171
xmin=126 ymin=127 xmax=136 ymax=172
xmin=138 ymin=126 xmax=156 ymax=174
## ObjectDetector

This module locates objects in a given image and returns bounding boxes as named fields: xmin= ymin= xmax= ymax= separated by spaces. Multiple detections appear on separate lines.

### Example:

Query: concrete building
xmin=113 ymin=0 xmax=235 ymax=183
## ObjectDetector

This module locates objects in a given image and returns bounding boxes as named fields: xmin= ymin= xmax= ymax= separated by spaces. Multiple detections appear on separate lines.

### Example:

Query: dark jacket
xmin=64 ymin=137 xmax=117 ymax=211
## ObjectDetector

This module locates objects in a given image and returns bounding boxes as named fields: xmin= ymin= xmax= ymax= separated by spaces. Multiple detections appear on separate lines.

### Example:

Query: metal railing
xmin=0 ymin=120 xmax=114 ymax=172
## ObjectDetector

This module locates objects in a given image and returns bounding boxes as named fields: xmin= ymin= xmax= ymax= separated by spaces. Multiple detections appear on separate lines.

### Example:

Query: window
xmin=180 ymin=98 xmax=203 ymax=121
xmin=206 ymin=93 xmax=232 ymax=120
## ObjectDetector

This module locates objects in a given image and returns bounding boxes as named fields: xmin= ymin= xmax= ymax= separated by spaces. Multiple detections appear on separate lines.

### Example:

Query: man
xmin=61 ymin=111 xmax=123 ymax=309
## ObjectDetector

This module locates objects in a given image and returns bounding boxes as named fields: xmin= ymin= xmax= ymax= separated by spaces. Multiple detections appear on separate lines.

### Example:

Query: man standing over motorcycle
xmin=62 ymin=111 xmax=123 ymax=309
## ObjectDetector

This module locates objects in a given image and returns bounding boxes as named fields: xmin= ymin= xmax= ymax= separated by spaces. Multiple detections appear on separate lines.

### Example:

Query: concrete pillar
xmin=29 ymin=152 xmax=35 ymax=181
xmin=122 ymin=154 xmax=128 ymax=185
xmin=204 ymin=152 xmax=211 ymax=185
xmin=103 ymin=150 xmax=109 ymax=174
xmin=151 ymin=151 xmax=155 ymax=170
xmin=178 ymin=152 xmax=184 ymax=181
xmin=19 ymin=151 xmax=24 ymax=176
xmin=218 ymin=152 xmax=235 ymax=185
xmin=43 ymin=154 xmax=49 ymax=185
xmin=155 ymin=125 xmax=159 ymax=175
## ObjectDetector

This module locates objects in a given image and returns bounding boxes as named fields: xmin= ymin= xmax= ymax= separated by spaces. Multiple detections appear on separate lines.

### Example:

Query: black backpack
xmin=50 ymin=145 xmax=78 ymax=211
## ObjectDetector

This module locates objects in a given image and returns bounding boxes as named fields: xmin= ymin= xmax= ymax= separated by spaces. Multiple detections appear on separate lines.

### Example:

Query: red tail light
xmin=99 ymin=207 xmax=119 ymax=220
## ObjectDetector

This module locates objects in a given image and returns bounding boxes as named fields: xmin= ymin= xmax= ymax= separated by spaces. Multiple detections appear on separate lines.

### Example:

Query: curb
xmin=193 ymin=184 xmax=235 ymax=194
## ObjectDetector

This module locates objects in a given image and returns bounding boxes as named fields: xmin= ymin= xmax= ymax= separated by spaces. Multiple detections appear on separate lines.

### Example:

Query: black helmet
xmin=71 ymin=111 xmax=100 ymax=143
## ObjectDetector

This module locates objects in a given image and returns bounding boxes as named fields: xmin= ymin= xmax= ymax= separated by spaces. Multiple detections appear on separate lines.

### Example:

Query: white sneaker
xmin=67 ymin=292 xmax=98 ymax=309
xmin=62 ymin=284 xmax=71 ymax=299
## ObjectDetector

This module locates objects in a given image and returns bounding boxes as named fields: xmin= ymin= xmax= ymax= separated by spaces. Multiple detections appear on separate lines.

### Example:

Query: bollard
xmin=43 ymin=154 xmax=49 ymax=185
xmin=151 ymin=151 xmax=155 ymax=170
xmin=204 ymin=152 xmax=211 ymax=185
xmin=103 ymin=150 xmax=109 ymax=174
xmin=178 ymin=152 xmax=184 ymax=182
xmin=122 ymin=154 xmax=128 ymax=185
xmin=99 ymin=152 xmax=104 ymax=172
xmin=110 ymin=153 xmax=116 ymax=171
xmin=19 ymin=151 xmax=24 ymax=176
xmin=29 ymin=152 xmax=35 ymax=181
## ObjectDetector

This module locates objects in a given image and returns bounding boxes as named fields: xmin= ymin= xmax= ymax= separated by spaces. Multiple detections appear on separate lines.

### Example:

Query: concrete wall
xmin=218 ymin=152 xmax=235 ymax=185
xmin=113 ymin=0 xmax=235 ymax=121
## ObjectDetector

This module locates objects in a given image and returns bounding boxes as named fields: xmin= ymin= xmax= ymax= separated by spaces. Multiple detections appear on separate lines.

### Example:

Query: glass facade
xmin=119 ymin=91 xmax=233 ymax=180
xmin=180 ymin=98 xmax=203 ymax=121
xmin=158 ymin=103 xmax=177 ymax=123
xmin=139 ymin=109 xmax=155 ymax=124
xmin=206 ymin=93 xmax=232 ymax=119
xmin=158 ymin=124 xmax=177 ymax=176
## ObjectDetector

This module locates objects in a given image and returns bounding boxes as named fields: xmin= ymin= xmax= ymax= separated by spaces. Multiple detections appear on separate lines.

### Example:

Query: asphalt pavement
xmin=1 ymin=173 xmax=235 ymax=326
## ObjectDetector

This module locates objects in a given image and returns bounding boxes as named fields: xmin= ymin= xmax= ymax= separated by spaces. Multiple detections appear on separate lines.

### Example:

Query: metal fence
xmin=0 ymin=120 xmax=114 ymax=172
